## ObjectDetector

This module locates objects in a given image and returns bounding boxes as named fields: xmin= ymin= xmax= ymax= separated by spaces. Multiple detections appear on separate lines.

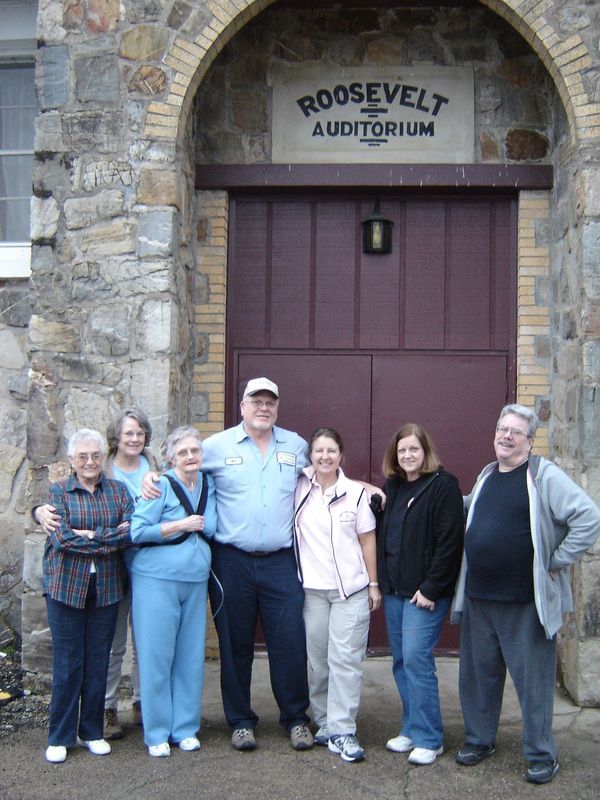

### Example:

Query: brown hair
xmin=382 ymin=423 xmax=441 ymax=480
xmin=106 ymin=408 xmax=153 ymax=459
xmin=309 ymin=427 xmax=344 ymax=454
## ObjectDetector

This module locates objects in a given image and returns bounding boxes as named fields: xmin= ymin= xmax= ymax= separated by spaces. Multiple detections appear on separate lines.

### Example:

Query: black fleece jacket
xmin=376 ymin=470 xmax=464 ymax=601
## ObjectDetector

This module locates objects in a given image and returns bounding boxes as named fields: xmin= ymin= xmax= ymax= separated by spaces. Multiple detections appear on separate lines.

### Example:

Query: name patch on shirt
xmin=225 ymin=457 xmax=243 ymax=465
xmin=277 ymin=452 xmax=297 ymax=467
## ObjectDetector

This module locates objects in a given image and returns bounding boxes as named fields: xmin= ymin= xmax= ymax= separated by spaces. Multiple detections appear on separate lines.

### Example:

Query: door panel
xmin=233 ymin=352 xmax=372 ymax=481
xmin=371 ymin=353 xmax=508 ymax=491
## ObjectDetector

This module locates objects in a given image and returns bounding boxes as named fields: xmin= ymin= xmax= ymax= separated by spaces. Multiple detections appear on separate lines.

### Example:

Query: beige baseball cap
xmin=243 ymin=377 xmax=279 ymax=398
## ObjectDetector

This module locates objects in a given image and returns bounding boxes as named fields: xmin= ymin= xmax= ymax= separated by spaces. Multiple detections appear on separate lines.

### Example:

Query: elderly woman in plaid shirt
xmin=43 ymin=429 xmax=133 ymax=764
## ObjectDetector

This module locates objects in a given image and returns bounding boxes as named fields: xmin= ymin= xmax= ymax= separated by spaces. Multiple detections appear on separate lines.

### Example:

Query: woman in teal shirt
xmin=129 ymin=426 xmax=217 ymax=757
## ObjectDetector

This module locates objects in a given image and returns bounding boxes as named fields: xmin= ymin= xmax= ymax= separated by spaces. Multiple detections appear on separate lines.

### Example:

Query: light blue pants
xmin=131 ymin=574 xmax=208 ymax=746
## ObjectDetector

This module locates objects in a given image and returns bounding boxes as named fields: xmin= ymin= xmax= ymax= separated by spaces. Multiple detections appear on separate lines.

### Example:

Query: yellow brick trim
xmin=193 ymin=190 xmax=229 ymax=434
xmin=516 ymin=191 xmax=551 ymax=452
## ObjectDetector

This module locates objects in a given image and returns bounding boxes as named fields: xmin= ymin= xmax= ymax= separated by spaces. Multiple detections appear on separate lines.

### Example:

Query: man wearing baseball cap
xmin=202 ymin=377 xmax=313 ymax=752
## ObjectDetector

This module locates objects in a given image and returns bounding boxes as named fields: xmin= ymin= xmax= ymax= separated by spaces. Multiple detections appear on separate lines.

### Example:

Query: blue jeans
xmin=383 ymin=593 xmax=450 ymax=750
xmin=46 ymin=581 xmax=119 ymax=746
xmin=209 ymin=543 xmax=309 ymax=731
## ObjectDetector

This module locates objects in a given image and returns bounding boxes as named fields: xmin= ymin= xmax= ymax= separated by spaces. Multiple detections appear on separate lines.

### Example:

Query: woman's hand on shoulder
xmin=35 ymin=504 xmax=60 ymax=534
xmin=141 ymin=471 xmax=163 ymax=501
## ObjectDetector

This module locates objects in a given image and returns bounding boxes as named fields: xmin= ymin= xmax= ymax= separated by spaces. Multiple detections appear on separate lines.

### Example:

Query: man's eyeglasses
xmin=246 ymin=399 xmax=278 ymax=410
xmin=496 ymin=425 xmax=530 ymax=439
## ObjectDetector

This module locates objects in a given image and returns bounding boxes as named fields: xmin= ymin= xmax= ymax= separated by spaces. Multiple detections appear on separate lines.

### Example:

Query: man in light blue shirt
xmin=202 ymin=377 xmax=314 ymax=752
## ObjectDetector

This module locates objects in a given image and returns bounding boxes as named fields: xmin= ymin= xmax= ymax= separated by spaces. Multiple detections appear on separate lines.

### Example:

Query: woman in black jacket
xmin=377 ymin=423 xmax=463 ymax=765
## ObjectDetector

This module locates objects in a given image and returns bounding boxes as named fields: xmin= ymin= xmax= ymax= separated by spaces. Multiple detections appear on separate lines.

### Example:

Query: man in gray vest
xmin=452 ymin=404 xmax=600 ymax=784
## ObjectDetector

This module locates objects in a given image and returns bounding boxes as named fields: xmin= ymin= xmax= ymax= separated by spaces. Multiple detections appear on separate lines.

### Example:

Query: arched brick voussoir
xmin=143 ymin=0 xmax=274 ymax=142
xmin=481 ymin=0 xmax=600 ymax=145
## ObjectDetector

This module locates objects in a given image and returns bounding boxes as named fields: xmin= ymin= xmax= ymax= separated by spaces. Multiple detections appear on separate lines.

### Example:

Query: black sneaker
xmin=526 ymin=758 xmax=559 ymax=784
xmin=455 ymin=743 xmax=496 ymax=766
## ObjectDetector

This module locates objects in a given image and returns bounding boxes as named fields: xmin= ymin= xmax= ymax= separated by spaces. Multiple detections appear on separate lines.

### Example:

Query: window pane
xmin=0 ymin=64 xmax=36 ymax=150
xmin=0 ymin=63 xmax=35 ymax=243
xmin=0 ymin=199 xmax=30 ymax=241
xmin=0 ymin=155 xmax=32 ymax=242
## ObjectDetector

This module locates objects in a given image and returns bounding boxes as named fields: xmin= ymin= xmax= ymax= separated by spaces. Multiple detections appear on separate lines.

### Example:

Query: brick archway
xmin=144 ymin=0 xmax=598 ymax=146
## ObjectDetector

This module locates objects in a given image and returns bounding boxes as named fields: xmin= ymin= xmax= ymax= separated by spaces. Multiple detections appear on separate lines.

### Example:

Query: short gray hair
xmin=498 ymin=404 xmax=539 ymax=438
xmin=164 ymin=426 xmax=202 ymax=465
xmin=67 ymin=428 xmax=106 ymax=457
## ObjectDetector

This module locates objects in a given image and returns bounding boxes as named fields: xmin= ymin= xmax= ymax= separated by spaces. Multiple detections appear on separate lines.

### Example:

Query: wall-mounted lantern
xmin=362 ymin=201 xmax=393 ymax=255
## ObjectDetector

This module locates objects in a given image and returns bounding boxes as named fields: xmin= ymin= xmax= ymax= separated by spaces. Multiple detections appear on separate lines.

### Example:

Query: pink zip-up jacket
xmin=294 ymin=466 xmax=375 ymax=599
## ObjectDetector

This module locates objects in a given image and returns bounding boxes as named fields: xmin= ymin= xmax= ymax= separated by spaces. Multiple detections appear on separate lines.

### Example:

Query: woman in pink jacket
xmin=294 ymin=427 xmax=380 ymax=763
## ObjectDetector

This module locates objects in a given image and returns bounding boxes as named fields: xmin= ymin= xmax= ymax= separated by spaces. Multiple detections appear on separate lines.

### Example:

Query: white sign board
xmin=271 ymin=65 xmax=474 ymax=164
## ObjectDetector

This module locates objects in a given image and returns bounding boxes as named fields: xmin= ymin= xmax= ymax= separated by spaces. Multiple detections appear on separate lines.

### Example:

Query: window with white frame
xmin=0 ymin=0 xmax=38 ymax=278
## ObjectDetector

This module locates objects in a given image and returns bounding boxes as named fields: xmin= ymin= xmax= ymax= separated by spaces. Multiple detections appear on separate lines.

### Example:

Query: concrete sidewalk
xmin=3 ymin=655 xmax=599 ymax=800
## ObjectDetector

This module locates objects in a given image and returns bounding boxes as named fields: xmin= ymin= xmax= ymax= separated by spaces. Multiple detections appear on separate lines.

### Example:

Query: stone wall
xmin=0 ymin=279 xmax=31 ymax=646
xmin=1 ymin=0 xmax=597 ymax=703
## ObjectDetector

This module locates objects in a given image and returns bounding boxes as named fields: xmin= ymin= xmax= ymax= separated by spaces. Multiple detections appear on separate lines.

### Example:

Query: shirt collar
xmin=65 ymin=471 xmax=106 ymax=492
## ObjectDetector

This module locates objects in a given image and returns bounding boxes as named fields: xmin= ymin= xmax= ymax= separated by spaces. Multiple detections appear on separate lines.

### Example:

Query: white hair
xmin=67 ymin=428 xmax=106 ymax=457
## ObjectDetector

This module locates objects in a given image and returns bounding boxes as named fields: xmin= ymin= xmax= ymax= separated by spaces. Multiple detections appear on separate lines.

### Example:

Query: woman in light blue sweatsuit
xmin=129 ymin=427 xmax=217 ymax=757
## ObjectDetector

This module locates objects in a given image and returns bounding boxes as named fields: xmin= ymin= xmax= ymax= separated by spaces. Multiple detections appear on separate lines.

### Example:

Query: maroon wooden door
xmin=226 ymin=193 xmax=517 ymax=653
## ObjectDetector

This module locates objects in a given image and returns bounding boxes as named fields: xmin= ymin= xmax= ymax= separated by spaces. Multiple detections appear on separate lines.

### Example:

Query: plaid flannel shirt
xmin=43 ymin=472 xmax=134 ymax=608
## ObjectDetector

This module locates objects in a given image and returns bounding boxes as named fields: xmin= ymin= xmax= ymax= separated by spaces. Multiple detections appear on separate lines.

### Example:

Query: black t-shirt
xmin=465 ymin=461 xmax=534 ymax=602
xmin=384 ymin=474 xmax=429 ymax=597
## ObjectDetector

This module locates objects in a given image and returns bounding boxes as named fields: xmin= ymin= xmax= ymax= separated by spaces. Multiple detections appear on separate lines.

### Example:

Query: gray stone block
xmin=38 ymin=45 xmax=69 ymax=110
xmin=75 ymin=54 xmax=120 ymax=103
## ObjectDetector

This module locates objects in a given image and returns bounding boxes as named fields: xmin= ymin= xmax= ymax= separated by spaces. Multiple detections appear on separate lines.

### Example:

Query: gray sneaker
xmin=231 ymin=727 xmax=256 ymax=751
xmin=314 ymin=724 xmax=330 ymax=746
xmin=290 ymin=723 xmax=314 ymax=750
xmin=328 ymin=733 xmax=365 ymax=762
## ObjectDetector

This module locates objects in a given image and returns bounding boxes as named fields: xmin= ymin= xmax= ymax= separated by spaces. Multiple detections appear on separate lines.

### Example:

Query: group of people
xmin=37 ymin=377 xmax=600 ymax=786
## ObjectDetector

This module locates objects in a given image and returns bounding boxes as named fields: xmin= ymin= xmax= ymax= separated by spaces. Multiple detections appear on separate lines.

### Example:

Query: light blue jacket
xmin=129 ymin=469 xmax=217 ymax=583
xmin=452 ymin=456 xmax=600 ymax=638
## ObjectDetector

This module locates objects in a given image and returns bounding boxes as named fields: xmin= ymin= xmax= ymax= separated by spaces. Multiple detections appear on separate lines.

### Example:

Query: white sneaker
xmin=386 ymin=734 xmax=414 ymax=753
xmin=45 ymin=745 xmax=67 ymax=763
xmin=179 ymin=736 xmax=201 ymax=751
xmin=148 ymin=742 xmax=171 ymax=757
xmin=408 ymin=745 xmax=443 ymax=765
xmin=79 ymin=738 xmax=111 ymax=755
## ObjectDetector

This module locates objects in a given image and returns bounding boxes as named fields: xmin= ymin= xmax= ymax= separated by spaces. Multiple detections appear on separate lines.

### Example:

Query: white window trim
xmin=0 ymin=243 xmax=31 ymax=277
xmin=1 ymin=0 xmax=37 ymax=279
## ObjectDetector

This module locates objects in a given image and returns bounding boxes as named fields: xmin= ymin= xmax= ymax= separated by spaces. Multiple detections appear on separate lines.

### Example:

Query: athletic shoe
xmin=408 ymin=746 xmax=443 ymax=765
xmin=290 ymin=723 xmax=314 ymax=750
xmin=314 ymin=724 xmax=330 ymax=746
xmin=78 ymin=738 xmax=111 ymax=755
xmin=148 ymin=742 xmax=171 ymax=757
xmin=455 ymin=743 xmax=496 ymax=766
xmin=231 ymin=727 xmax=256 ymax=751
xmin=526 ymin=758 xmax=560 ymax=784
xmin=386 ymin=734 xmax=414 ymax=753
xmin=45 ymin=745 xmax=67 ymax=763
xmin=179 ymin=736 xmax=201 ymax=751
xmin=328 ymin=733 xmax=365 ymax=762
